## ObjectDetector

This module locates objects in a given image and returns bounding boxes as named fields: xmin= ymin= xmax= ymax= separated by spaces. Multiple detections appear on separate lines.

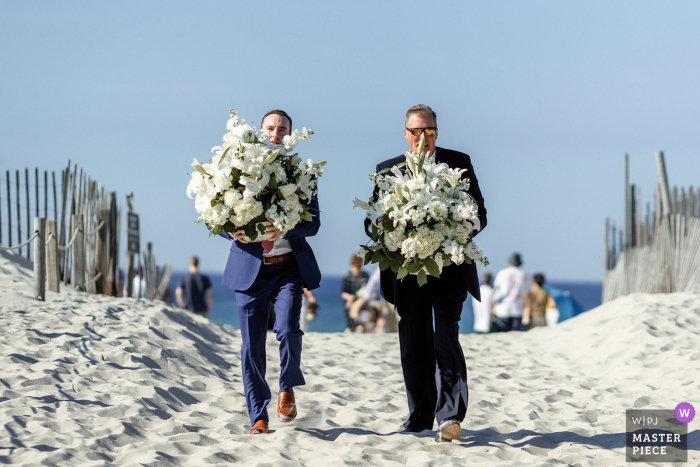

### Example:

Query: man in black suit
xmin=365 ymin=104 xmax=487 ymax=441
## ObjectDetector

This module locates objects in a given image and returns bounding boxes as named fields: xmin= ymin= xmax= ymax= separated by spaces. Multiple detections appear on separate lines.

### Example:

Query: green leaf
xmin=371 ymin=223 xmax=378 ymax=242
xmin=224 ymin=222 xmax=235 ymax=233
xmin=381 ymin=216 xmax=395 ymax=233
xmin=389 ymin=250 xmax=404 ymax=263
xmin=389 ymin=261 xmax=400 ymax=273
xmin=257 ymin=223 xmax=266 ymax=235
xmin=441 ymin=254 xmax=453 ymax=268
xmin=244 ymin=223 xmax=258 ymax=242
xmin=424 ymin=258 xmax=440 ymax=277
xmin=301 ymin=211 xmax=313 ymax=222
xmin=378 ymin=167 xmax=392 ymax=174
xmin=417 ymin=270 xmax=427 ymax=287
xmin=218 ymin=146 xmax=231 ymax=166
xmin=371 ymin=250 xmax=384 ymax=264
xmin=269 ymin=175 xmax=278 ymax=191
xmin=396 ymin=268 xmax=408 ymax=281
xmin=406 ymin=262 xmax=424 ymax=274
xmin=379 ymin=257 xmax=391 ymax=271
xmin=210 ymin=199 xmax=217 ymax=207
xmin=212 ymin=225 xmax=223 ymax=235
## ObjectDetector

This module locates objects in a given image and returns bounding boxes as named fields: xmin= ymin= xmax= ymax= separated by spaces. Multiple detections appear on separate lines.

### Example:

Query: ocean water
xmin=169 ymin=272 xmax=602 ymax=333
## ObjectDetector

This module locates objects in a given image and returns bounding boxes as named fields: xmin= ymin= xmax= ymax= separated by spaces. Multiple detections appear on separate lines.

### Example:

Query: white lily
xmin=239 ymin=171 xmax=270 ymax=198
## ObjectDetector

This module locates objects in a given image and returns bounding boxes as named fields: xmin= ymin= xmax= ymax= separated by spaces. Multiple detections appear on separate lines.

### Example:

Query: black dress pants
xmin=395 ymin=266 xmax=469 ymax=430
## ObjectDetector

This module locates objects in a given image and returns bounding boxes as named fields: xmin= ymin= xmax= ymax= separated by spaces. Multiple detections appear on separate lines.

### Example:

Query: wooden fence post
xmin=44 ymin=170 xmax=48 ymax=220
xmin=625 ymin=153 xmax=631 ymax=250
xmin=52 ymin=171 xmax=58 ymax=222
xmin=59 ymin=161 xmax=70 ymax=281
xmin=46 ymin=220 xmax=60 ymax=293
xmin=5 ymin=171 xmax=11 ymax=248
xmin=35 ymin=168 xmax=39 ymax=219
xmin=105 ymin=192 xmax=118 ymax=296
xmin=125 ymin=193 xmax=134 ymax=299
xmin=71 ymin=214 xmax=85 ymax=291
xmin=34 ymin=218 xmax=46 ymax=301
xmin=95 ymin=209 xmax=109 ymax=294
xmin=16 ymin=170 xmax=21 ymax=257
xmin=25 ymin=168 xmax=30 ymax=261
xmin=655 ymin=151 xmax=672 ymax=216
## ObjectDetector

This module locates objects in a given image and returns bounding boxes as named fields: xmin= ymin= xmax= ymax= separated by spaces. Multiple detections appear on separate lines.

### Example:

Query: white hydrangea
xmin=401 ymin=226 xmax=443 ymax=260
xmin=442 ymin=239 xmax=466 ymax=265
xmin=223 ymin=189 xmax=242 ymax=208
xmin=231 ymin=197 xmax=263 ymax=226
xmin=384 ymin=225 xmax=406 ymax=252
xmin=426 ymin=200 xmax=448 ymax=220
xmin=203 ymin=203 xmax=231 ymax=226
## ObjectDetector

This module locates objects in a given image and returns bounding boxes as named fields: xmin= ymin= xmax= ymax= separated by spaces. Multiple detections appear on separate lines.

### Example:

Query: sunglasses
xmin=405 ymin=127 xmax=437 ymax=137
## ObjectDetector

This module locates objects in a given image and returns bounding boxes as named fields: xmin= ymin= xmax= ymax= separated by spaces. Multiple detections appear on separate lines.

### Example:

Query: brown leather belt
xmin=263 ymin=253 xmax=294 ymax=265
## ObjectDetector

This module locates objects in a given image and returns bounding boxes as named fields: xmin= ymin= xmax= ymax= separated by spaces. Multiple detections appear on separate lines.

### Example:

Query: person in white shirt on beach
xmin=471 ymin=273 xmax=493 ymax=334
xmin=492 ymin=253 xmax=531 ymax=332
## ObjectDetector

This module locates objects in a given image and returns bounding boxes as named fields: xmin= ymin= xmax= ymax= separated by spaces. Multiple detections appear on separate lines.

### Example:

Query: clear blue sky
xmin=1 ymin=1 xmax=699 ymax=280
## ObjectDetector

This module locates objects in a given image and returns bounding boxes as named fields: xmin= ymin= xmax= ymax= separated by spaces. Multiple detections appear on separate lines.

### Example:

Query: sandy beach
xmin=1 ymin=249 xmax=698 ymax=466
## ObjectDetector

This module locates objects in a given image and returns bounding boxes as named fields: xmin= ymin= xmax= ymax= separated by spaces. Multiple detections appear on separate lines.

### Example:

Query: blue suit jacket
xmin=220 ymin=196 xmax=322 ymax=292
xmin=365 ymin=147 xmax=487 ymax=303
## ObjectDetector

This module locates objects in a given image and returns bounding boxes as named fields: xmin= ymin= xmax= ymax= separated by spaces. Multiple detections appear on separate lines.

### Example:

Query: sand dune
xmin=1 ymin=249 xmax=698 ymax=466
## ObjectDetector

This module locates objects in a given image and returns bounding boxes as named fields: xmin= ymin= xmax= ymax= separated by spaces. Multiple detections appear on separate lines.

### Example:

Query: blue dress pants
xmin=235 ymin=260 xmax=305 ymax=425
xmin=394 ymin=266 xmax=469 ymax=430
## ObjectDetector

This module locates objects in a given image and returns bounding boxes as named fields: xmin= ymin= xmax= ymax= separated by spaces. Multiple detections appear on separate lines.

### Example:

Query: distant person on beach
xmin=131 ymin=268 xmax=147 ymax=299
xmin=300 ymin=288 xmax=318 ymax=332
xmin=492 ymin=253 xmax=531 ymax=332
xmin=218 ymin=109 xmax=321 ymax=435
xmin=363 ymin=267 xmax=398 ymax=333
xmin=471 ymin=273 xmax=493 ymax=334
xmin=365 ymin=104 xmax=487 ymax=442
xmin=175 ymin=256 xmax=212 ymax=317
xmin=341 ymin=255 xmax=369 ymax=332
xmin=523 ymin=273 xmax=557 ymax=330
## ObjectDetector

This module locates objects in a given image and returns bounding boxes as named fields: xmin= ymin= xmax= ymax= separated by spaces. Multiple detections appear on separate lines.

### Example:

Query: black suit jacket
xmin=365 ymin=146 xmax=487 ymax=303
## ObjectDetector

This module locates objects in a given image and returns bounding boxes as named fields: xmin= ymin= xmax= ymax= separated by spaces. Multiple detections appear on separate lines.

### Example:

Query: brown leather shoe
xmin=277 ymin=391 xmax=297 ymax=422
xmin=435 ymin=420 xmax=461 ymax=442
xmin=249 ymin=420 xmax=268 ymax=434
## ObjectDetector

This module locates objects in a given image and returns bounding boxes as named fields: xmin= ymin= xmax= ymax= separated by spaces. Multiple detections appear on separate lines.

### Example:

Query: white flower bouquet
xmin=354 ymin=139 xmax=488 ymax=286
xmin=187 ymin=109 xmax=325 ymax=241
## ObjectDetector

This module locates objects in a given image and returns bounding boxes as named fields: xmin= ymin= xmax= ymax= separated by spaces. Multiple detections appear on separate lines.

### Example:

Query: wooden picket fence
xmin=603 ymin=152 xmax=700 ymax=301
xmin=0 ymin=160 xmax=171 ymax=301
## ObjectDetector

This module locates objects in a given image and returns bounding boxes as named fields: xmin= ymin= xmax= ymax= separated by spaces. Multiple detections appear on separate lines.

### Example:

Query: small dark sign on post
xmin=127 ymin=212 xmax=140 ymax=254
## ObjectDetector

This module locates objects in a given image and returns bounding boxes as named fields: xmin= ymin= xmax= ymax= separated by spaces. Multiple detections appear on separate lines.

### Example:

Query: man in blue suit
xmin=220 ymin=110 xmax=321 ymax=434
xmin=365 ymin=104 xmax=487 ymax=442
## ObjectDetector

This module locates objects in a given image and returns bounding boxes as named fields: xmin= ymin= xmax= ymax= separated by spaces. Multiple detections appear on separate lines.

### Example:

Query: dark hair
xmin=509 ymin=253 xmax=522 ymax=267
xmin=482 ymin=272 xmax=492 ymax=286
xmin=190 ymin=256 xmax=199 ymax=267
xmin=261 ymin=109 xmax=292 ymax=130
xmin=534 ymin=273 xmax=545 ymax=286
xmin=405 ymin=104 xmax=437 ymax=127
